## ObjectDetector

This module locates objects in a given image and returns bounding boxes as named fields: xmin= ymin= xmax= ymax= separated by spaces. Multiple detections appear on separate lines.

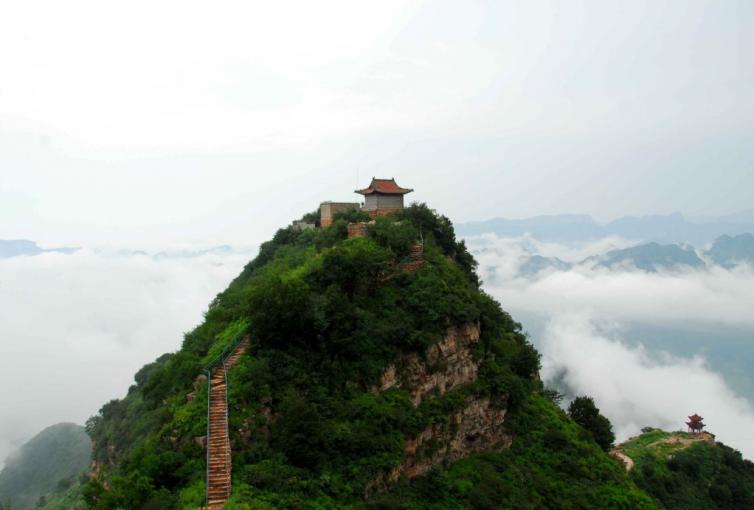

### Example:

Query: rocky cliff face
xmin=375 ymin=323 xmax=483 ymax=406
xmin=369 ymin=323 xmax=512 ymax=492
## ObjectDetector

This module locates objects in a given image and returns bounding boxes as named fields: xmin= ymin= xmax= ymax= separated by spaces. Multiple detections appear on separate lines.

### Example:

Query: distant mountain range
xmin=706 ymin=233 xmax=754 ymax=269
xmin=5 ymin=210 xmax=753 ymax=266
xmin=515 ymin=234 xmax=754 ymax=276
xmin=584 ymin=243 xmax=706 ymax=272
xmin=457 ymin=211 xmax=754 ymax=245
xmin=0 ymin=240 xmax=237 ymax=259
xmin=118 ymin=245 xmax=235 ymax=259
xmin=0 ymin=240 xmax=79 ymax=258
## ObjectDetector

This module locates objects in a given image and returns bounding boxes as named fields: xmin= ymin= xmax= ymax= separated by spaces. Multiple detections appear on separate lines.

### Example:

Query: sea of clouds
xmin=2 ymin=234 xmax=753 ymax=467
xmin=468 ymin=233 xmax=754 ymax=459
xmin=0 ymin=248 xmax=251 ymax=467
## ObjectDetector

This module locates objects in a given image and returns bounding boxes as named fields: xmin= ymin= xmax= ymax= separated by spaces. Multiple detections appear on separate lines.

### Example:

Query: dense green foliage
xmin=35 ymin=472 xmax=89 ymax=510
xmin=0 ymin=423 xmax=91 ymax=510
xmin=568 ymin=396 xmax=616 ymax=451
xmin=366 ymin=394 xmax=657 ymax=509
xmin=624 ymin=430 xmax=754 ymax=509
xmin=81 ymin=204 xmax=671 ymax=509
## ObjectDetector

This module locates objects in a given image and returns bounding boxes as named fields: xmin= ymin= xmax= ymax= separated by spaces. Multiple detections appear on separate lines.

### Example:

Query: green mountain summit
xmin=49 ymin=197 xmax=751 ymax=509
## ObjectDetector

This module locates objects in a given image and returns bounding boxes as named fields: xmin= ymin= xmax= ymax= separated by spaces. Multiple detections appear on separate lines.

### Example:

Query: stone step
xmin=204 ymin=337 xmax=250 ymax=507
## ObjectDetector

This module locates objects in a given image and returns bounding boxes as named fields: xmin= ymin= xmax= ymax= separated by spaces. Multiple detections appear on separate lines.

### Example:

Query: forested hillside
xmin=0 ymin=423 xmax=91 ymax=510
xmin=73 ymin=204 xmax=748 ymax=509
xmin=620 ymin=430 xmax=754 ymax=509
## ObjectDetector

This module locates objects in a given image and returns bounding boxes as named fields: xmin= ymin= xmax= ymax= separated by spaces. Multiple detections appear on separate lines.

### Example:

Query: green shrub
xmin=568 ymin=396 xmax=616 ymax=451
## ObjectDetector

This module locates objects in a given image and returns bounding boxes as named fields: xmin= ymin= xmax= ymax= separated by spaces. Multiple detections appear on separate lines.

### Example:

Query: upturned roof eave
xmin=354 ymin=178 xmax=414 ymax=195
xmin=354 ymin=188 xmax=414 ymax=195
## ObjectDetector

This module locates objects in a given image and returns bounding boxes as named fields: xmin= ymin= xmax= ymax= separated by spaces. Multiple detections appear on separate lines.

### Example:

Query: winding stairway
xmin=206 ymin=336 xmax=250 ymax=509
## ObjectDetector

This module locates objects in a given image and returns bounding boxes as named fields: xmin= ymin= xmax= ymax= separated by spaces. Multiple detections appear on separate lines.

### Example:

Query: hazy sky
xmin=2 ymin=0 xmax=753 ymax=247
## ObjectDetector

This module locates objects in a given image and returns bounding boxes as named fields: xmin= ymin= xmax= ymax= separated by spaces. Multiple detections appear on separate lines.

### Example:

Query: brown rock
xmin=194 ymin=373 xmax=208 ymax=389
xmin=374 ymin=323 xmax=481 ymax=406
xmin=367 ymin=397 xmax=511 ymax=494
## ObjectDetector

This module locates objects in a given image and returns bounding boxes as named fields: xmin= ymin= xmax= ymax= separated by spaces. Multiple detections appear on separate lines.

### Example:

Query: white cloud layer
xmin=0 ymin=249 xmax=249 ymax=467
xmin=540 ymin=314 xmax=754 ymax=458
xmin=472 ymin=234 xmax=754 ymax=329
xmin=470 ymin=234 xmax=754 ymax=458
xmin=2 ymin=232 xmax=753 ymax=466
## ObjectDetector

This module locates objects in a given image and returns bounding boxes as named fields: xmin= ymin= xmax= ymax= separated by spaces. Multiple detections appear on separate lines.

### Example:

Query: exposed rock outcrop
xmin=402 ymin=397 xmax=511 ymax=477
xmin=368 ymin=323 xmax=512 ymax=494
xmin=367 ymin=397 xmax=511 ymax=494
xmin=611 ymin=450 xmax=635 ymax=472
xmin=376 ymin=323 xmax=481 ymax=406
xmin=186 ymin=373 xmax=207 ymax=402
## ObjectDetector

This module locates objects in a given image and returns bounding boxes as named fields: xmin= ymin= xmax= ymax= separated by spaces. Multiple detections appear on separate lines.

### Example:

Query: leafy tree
xmin=272 ymin=392 xmax=328 ymax=469
xmin=568 ymin=396 xmax=615 ymax=451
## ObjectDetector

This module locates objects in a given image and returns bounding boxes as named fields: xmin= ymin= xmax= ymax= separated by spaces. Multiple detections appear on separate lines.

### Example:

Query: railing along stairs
xmin=203 ymin=325 xmax=250 ymax=509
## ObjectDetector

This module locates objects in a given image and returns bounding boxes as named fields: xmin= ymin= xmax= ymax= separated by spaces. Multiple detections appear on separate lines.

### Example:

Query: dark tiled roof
xmin=355 ymin=178 xmax=413 ymax=195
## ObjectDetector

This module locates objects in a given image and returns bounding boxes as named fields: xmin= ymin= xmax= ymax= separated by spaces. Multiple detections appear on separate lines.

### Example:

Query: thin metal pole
xmin=205 ymin=368 xmax=211 ymax=507
xmin=223 ymin=358 xmax=231 ymax=500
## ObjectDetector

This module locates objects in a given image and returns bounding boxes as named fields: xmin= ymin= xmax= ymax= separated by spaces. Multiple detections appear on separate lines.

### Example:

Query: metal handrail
xmin=222 ymin=358 xmax=231 ymax=501
xmin=205 ymin=364 xmax=211 ymax=508
xmin=204 ymin=324 xmax=250 ymax=507
xmin=203 ymin=323 xmax=249 ymax=373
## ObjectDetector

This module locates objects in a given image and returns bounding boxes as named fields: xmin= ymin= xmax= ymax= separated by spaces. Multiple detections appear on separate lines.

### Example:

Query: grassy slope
xmin=622 ymin=430 xmax=754 ymax=509
xmin=37 ymin=476 xmax=89 ymax=510
xmin=82 ymin=205 xmax=657 ymax=509
xmin=365 ymin=395 xmax=656 ymax=510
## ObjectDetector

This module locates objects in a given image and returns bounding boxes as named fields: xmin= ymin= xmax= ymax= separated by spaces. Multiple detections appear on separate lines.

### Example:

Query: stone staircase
xmin=380 ymin=241 xmax=424 ymax=283
xmin=402 ymin=241 xmax=424 ymax=272
xmin=205 ymin=336 xmax=250 ymax=509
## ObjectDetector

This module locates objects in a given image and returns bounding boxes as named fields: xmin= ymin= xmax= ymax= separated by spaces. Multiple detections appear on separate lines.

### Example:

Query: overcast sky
xmin=2 ymin=0 xmax=753 ymax=247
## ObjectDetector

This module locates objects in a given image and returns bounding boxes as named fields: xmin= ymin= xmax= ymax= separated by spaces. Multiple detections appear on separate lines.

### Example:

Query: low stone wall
xmin=320 ymin=202 xmax=361 ymax=227
xmin=367 ymin=208 xmax=401 ymax=219
xmin=347 ymin=222 xmax=369 ymax=238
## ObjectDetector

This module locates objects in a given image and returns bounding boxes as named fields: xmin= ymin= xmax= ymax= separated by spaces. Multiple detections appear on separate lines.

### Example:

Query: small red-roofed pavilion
xmin=686 ymin=413 xmax=705 ymax=434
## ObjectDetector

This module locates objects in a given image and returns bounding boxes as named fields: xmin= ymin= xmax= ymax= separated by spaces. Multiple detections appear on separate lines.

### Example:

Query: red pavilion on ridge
xmin=318 ymin=177 xmax=413 ymax=227
xmin=355 ymin=178 xmax=414 ymax=215
xmin=686 ymin=413 xmax=705 ymax=434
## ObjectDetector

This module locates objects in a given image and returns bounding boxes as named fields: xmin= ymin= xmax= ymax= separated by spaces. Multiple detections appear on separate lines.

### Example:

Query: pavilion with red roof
xmin=686 ymin=413 xmax=705 ymax=434
xmin=355 ymin=177 xmax=413 ymax=215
